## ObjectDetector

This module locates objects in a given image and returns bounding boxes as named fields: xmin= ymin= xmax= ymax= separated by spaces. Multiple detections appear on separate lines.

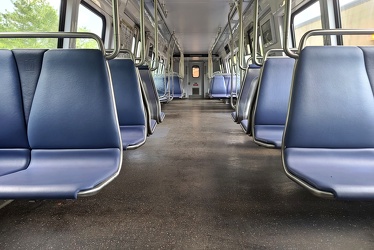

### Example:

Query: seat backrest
xmin=253 ymin=57 xmax=295 ymax=127
xmin=28 ymin=49 xmax=121 ymax=149
xmin=226 ymin=75 xmax=240 ymax=96
xmin=236 ymin=65 xmax=261 ymax=122
xmin=138 ymin=65 xmax=162 ymax=122
xmin=0 ymin=50 xmax=29 ymax=149
xmin=153 ymin=75 xmax=167 ymax=97
xmin=109 ymin=59 xmax=146 ymax=127
xmin=13 ymin=49 xmax=47 ymax=123
xmin=171 ymin=75 xmax=182 ymax=95
xmin=210 ymin=75 xmax=226 ymax=96
xmin=284 ymin=46 xmax=374 ymax=148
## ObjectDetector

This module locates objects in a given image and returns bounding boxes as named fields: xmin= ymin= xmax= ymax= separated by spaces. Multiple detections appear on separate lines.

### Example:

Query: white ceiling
xmin=162 ymin=0 xmax=232 ymax=54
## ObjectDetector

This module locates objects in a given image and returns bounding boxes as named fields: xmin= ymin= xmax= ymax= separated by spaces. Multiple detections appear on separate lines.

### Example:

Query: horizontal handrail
xmin=264 ymin=48 xmax=298 ymax=61
xmin=0 ymin=32 xmax=105 ymax=53
xmin=299 ymin=29 xmax=374 ymax=52
xmin=106 ymin=49 xmax=135 ymax=61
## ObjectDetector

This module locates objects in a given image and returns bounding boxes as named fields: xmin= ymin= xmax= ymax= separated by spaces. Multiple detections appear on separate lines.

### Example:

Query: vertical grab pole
xmin=150 ymin=0 xmax=159 ymax=71
xmin=253 ymin=0 xmax=262 ymax=66
xmin=283 ymin=0 xmax=299 ymax=58
xmin=135 ymin=0 xmax=146 ymax=66
xmin=228 ymin=3 xmax=235 ymax=108
xmin=106 ymin=0 xmax=120 ymax=59
xmin=166 ymin=33 xmax=174 ymax=101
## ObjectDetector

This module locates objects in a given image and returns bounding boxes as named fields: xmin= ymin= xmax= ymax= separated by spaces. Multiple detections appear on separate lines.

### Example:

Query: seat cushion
xmin=231 ymin=111 xmax=237 ymax=122
xmin=285 ymin=148 xmax=374 ymax=200
xmin=0 ymin=149 xmax=120 ymax=199
xmin=240 ymin=119 xmax=249 ymax=133
xmin=160 ymin=112 xmax=165 ymax=122
xmin=150 ymin=119 xmax=157 ymax=133
xmin=0 ymin=149 xmax=30 ymax=176
xmin=120 ymin=125 xmax=146 ymax=149
xmin=254 ymin=125 xmax=284 ymax=148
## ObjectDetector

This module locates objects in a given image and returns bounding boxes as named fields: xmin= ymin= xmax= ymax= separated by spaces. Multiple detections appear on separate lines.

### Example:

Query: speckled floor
xmin=1 ymin=99 xmax=374 ymax=249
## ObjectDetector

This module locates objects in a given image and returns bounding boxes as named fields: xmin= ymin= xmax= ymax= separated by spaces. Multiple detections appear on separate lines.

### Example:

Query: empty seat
xmin=138 ymin=65 xmax=165 ymax=123
xmin=109 ymin=59 xmax=147 ymax=149
xmin=209 ymin=75 xmax=227 ymax=98
xmin=153 ymin=74 xmax=169 ymax=102
xmin=252 ymin=57 xmax=295 ymax=148
xmin=225 ymin=75 xmax=240 ymax=97
xmin=239 ymin=77 xmax=259 ymax=135
xmin=0 ymin=50 xmax=30 ymax=177
xmin=232 ymin=64 xmax=261 ymax=123
xmin=170 ymin=75 xmax=184 ymax=98
xmin=283 ymin=46 xmax=374 ymax=200
xmin=0 ymin=49 xmax=122 ymax=199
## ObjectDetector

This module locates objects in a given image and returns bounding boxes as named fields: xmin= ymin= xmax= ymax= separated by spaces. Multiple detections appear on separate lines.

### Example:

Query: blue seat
xmin=252 ymin=57 xmax=295 ymax=148
xmin=171 ymin=75 xmax=183 ymax=98
xmin=225 ymin=75 xmax=240 ymax=97
xmin=283 ymin=46 xmax=374 ymax=200
xmin=239 ymin=77 xmax=259 ymax=135
xmin=232 ymin=64 xmax=261 ymax=124
xmin=138 ymin=65 xmax=165 ymax=123
xmin=209 ymin=75 xmax=227 ymax=98
xmin=153 ymin=74 xmax=168 ymax=102
xmin=0 ymin=50 xmax=30 ymax=177
xmin=0 ymin=49 xmax=122 ymax=199
xmin=109 ymin=59 xmax=147 ymax=149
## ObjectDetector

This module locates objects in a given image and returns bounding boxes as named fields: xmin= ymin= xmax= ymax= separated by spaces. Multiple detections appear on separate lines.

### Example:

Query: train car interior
xmin=1 ymin=0 xmax=374 ymax=248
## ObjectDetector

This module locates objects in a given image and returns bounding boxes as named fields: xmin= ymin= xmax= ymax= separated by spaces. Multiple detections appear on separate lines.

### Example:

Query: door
xmin=187 ymin=62 xmax=204 ymax=98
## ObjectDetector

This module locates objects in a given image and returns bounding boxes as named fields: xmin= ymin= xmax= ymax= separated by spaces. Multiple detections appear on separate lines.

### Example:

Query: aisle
xmin=1 ymin=99 xmax=374 ymax=249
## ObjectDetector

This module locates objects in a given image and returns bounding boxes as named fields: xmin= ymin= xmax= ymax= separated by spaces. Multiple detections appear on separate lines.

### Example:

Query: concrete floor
xmin=1 ymin=99 xmax=374 ymax=249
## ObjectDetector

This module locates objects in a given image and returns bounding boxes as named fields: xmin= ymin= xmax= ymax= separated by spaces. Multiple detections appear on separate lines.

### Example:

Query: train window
xmin=192 ymin=65 xmax=200 ymax=78
xmin=0 ymin=0 xmax=61 ymax=49
xmin=339 ymin=0 xmax=374 ymax=45
xmin=293 ymin=1 xmax=323 ymax=47
xmin=76 ymin=2 xmax=105 ymax=49
xmin=136 ymin=41 xmax=141 ymax=58
xmin=131 ymin=36 xmax=136 ymax=53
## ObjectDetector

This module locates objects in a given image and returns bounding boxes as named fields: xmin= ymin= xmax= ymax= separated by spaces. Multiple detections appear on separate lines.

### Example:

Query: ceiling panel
xmin=163 ymin=0 xmax=231 ymax=54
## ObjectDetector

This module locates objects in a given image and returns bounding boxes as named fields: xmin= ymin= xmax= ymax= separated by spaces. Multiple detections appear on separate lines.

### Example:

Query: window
xmin=293 ymin=1 xmax=323 ymax=47
xmin=192 ymin=65 xmax=200 ymax=78
xmin=0 ymin=0 xmax=61 ymax=49
xmin=340 ymin=0 xmax=374 ymax=45
xmin=247 ymin=27 xmax=263 ymax=60
xmin=76 ymin=2 xmax=105 ymax=49
xmin=131 ymin=36 xmax=136 ymax=53
xmin=136 ymin=41 xmax=142 ymax=58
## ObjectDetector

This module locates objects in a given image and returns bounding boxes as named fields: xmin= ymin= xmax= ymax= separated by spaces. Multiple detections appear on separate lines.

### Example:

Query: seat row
xmin=0 ymin=48 xmax=165 ymax=199
xmin=233 ymin=54 xmax=294 ymax=148
xmin=153 ymin=73 xmax=185 ymax=103
xmin=233 ymin=44 xmax=374 ymax=200
xmin=209 ymin=73 xmax=240 ymax=99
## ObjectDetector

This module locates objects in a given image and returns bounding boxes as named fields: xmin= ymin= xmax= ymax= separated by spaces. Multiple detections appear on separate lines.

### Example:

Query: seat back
xmin=28 ymin=49 xmax=121 ymax=149
xmin=153 ymin=74 xmax=167 ymax=97
xmin=209 ymin=75 xmax=227 ymax=98
xmin=138 ymin=65 xmax=163 ymax=122
xmin=171 ymin=75 xmax=183 ymax=97
xmin=252 ymin=57 xmax=295 ymax=147
xmin=0 ymin=50 xmax=30 ymax=176
xmin=109 ymin=59 xmax=146 ymax=127
xmin=236 ymin=65 xmax=261 ymax=123
xmin=284 ymin=46 xmax=374 ymax=149
xmin=225 ymin=75 xmax=240 ymax=96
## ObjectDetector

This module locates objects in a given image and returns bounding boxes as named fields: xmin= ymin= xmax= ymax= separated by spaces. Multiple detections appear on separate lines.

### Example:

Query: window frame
xmin=291 ymin=0 xmax=321 ymax=48
xmin=79 ymin=1 xmax=106 ymax=41
xmin=192 ymin=65 xmax=200 ymax=78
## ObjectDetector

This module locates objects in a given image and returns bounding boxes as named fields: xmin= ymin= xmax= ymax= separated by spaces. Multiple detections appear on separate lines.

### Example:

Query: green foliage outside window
xmin=0 ymin=0 xmax=100 ymax=49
